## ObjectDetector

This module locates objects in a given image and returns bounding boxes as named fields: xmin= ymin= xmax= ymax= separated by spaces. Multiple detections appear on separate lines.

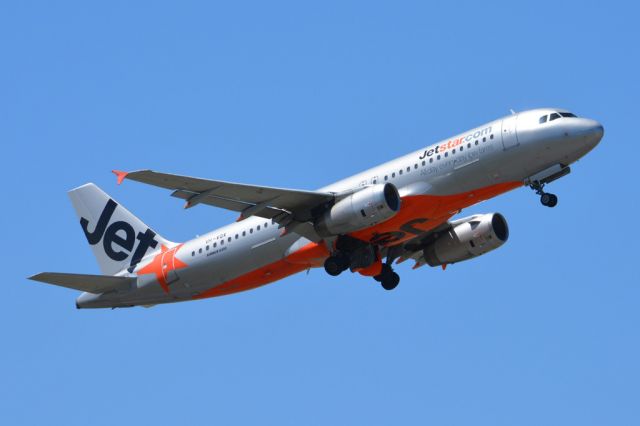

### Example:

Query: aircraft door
xmin=501 ymin=115 xmax=520 ymax=150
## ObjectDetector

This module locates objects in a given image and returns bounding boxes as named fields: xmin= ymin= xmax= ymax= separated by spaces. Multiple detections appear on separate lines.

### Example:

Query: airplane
xmin=29 ymin=108 xmax=604 ymax=309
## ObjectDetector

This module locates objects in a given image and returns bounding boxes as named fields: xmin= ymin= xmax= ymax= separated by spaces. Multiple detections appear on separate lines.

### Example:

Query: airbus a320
xmin=30 ymin=108 xmax=604 ymax=308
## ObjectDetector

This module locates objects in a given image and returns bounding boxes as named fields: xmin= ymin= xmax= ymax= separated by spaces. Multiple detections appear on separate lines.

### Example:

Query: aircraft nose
xmin=573 ymin=118 xmax=604 ymax=151
xmin=592 ymin=122 xmax=604 ymax=140
xmin=585 ymin=119 xmax=604 ymax=148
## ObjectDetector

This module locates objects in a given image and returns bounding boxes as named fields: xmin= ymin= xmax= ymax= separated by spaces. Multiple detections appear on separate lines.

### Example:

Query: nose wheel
xmin=530 ymin=181 xmax=558 ymax=208
xmin=540 ymin=192 xmax=558 ymax=207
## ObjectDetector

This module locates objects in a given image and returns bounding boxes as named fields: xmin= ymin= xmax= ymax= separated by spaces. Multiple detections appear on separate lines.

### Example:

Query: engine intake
xmin=423 ymin=213 xmax=509 ymax=266
xmin=316 ymin=183 xmax=401 ymax=236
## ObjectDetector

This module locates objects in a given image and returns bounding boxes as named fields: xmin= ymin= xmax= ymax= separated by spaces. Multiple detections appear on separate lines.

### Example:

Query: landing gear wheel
xmin=324 ymin=254 xmax=349 ymax=276
xmin=324 ymin=257 xmax=343 ymax=276
xmin=540 ymin=193 xmax=558 ymax=208
xmin=376 ymin=263 xmax=399 ymax=290
xmin=381 ymin=272 xmax=400 ymax=291
xmin=531 ymin=181 xmax=558 ymax=208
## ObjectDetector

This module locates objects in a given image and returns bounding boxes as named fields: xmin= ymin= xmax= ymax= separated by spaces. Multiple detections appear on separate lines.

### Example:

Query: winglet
xmin=441 ymin=264 xmax=447 ymax=271
xmin=112 ymin=170 xmax=129 ymax=185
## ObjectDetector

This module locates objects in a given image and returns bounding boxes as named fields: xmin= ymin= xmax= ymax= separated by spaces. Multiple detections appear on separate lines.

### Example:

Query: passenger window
xmin=384 ymin=175 xmax=388 ymax=181
xmin=490 ymin=134 xmax=494 ymax=139
xmin=206 ymin=245 xmax=209 ymax=250
xmin=228 ymin=237 xmax=231 ymax=242
xmin=475 ymin=140 xmax=479 ymax=145
xmin=214 ymin=242 xmax=217 ymax=247
xmin=452 ymin=149 xmax=456 ymax=154
xmin=191 ymin=251 xmax=195 ymax=256
xmin=444 ymin=152 xmax=448 ymax=157
xmin=539 ymin=115 xmax=548 ymax=124
xmin=257 ymin=225 xmax=261 ymax=231
xmin=399 ymin=170 xmax=403 ymax=175
xmin=429 ymin=158 xmax=433 ymax=163
xmin=483 ymin=137 xmax=486 ymax=142
xmin=437 ymin=155 xmax=441 ymax=160
xmin=220 ymin=240 xmax=224 ymax=245
xmin=242 ymin=231 xmax=246 ymax=236
xmin=467 ymin=143 xmax=471 ymax=148
xmin=392 ymin=172 xmax=395 ymax=178
xmin=550 ymin=113 xmax=561 ymax=121
xmin=264 ymin=222 xmax=268 ymax=228
xmin=406 ymin=166 xmax=410 ymax=172
xmin=414 ymin=164 xmax=418 ymax=169
xmin=422 ymin=160 xmax=426 ymax=166
xmin=235 ymin=234 xmax=239 ymax=239
xmin=250 ymin=228 xmax=253 ymax=234
xmin=460 ymin=146 xmax=463 ymax=151
xmin=372 ymin=179 xmax=377 ymax=184
xmin=199 ymin=248 xmax=202 ymax=254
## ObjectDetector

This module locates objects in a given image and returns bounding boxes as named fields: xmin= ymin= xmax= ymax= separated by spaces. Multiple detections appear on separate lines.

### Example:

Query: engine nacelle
xmin=423 ymin=213 xmax=509 ymax=266
xmin=316 ymin=183 xmax=401 ymax=236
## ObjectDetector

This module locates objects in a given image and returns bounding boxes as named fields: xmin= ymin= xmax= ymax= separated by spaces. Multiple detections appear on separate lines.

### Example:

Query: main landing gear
xmin=323 ymin=251 xmax=401 ymax=291
xmin=530 ymin=181 xmax=558 ymax=208
xmin=323 ymin=253 xmax=350 ymax=276
xmin=373 ymin=264 xmax=400 ymax=291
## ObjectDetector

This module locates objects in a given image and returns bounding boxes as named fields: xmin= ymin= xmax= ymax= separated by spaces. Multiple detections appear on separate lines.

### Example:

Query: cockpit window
xmin=549 ymin=112 xmax=561 ymax=121
xmin=539 ymin=115 xmax=548 ymax=124
xmin=559 ymin=112 xmax=577 ymax=118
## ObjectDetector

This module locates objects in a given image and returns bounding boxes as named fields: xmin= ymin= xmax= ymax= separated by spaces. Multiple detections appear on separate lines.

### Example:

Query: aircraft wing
xmin=114 ymin=170 xmax=335 ymax=242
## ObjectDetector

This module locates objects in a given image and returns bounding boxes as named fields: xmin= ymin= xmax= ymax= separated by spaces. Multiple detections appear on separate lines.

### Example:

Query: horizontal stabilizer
xmin=28 ymin=272 xmax=135 ymax=294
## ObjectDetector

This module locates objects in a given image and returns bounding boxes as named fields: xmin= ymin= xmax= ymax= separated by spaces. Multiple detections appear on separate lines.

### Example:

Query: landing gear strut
xmin=374 ymin=264 xmax=400 ymax=291
xmin=530 ymin=181 xmax=558 ymax=208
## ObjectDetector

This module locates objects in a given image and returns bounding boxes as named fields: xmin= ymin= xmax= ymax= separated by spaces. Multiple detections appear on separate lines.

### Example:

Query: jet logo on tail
xmin=80 ymin=198 xmax=159 ymax=267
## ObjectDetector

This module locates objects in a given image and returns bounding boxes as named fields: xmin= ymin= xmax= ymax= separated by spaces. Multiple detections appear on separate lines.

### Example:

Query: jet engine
xmin=316 ymin=183 xmax=401 ymax=236
xmin=423 ymin=213 xmax=509 ymax=266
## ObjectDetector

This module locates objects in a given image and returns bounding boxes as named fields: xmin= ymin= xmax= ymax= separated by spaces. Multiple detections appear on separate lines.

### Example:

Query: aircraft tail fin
xmin=28 ymin=272 xmax=135 ymax=293
xmin=67 ymin=183 xmax=173 ymax=275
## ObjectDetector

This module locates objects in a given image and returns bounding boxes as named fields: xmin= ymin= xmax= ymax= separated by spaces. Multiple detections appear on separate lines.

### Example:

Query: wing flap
xmin=29 ymin=272 xmax=135 ymax=293
xmin=170 ymin=188 xmax=286 ymax=219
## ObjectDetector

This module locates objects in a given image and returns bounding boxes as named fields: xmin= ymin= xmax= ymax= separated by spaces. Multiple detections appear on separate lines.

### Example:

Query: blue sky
xmin=2 ymin=1 xmax=639 ymax=425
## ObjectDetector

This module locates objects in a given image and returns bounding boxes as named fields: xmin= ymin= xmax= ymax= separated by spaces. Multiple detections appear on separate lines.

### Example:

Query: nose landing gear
xmin=540 ymin=192 xmax=558 ymax=207
xmin=530 ymin=181 xmax=558 ymax=208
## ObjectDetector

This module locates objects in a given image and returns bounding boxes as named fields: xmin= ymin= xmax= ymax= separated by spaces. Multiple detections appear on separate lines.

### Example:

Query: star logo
xmin=137 ymin=244 xmax=189 ymax=293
